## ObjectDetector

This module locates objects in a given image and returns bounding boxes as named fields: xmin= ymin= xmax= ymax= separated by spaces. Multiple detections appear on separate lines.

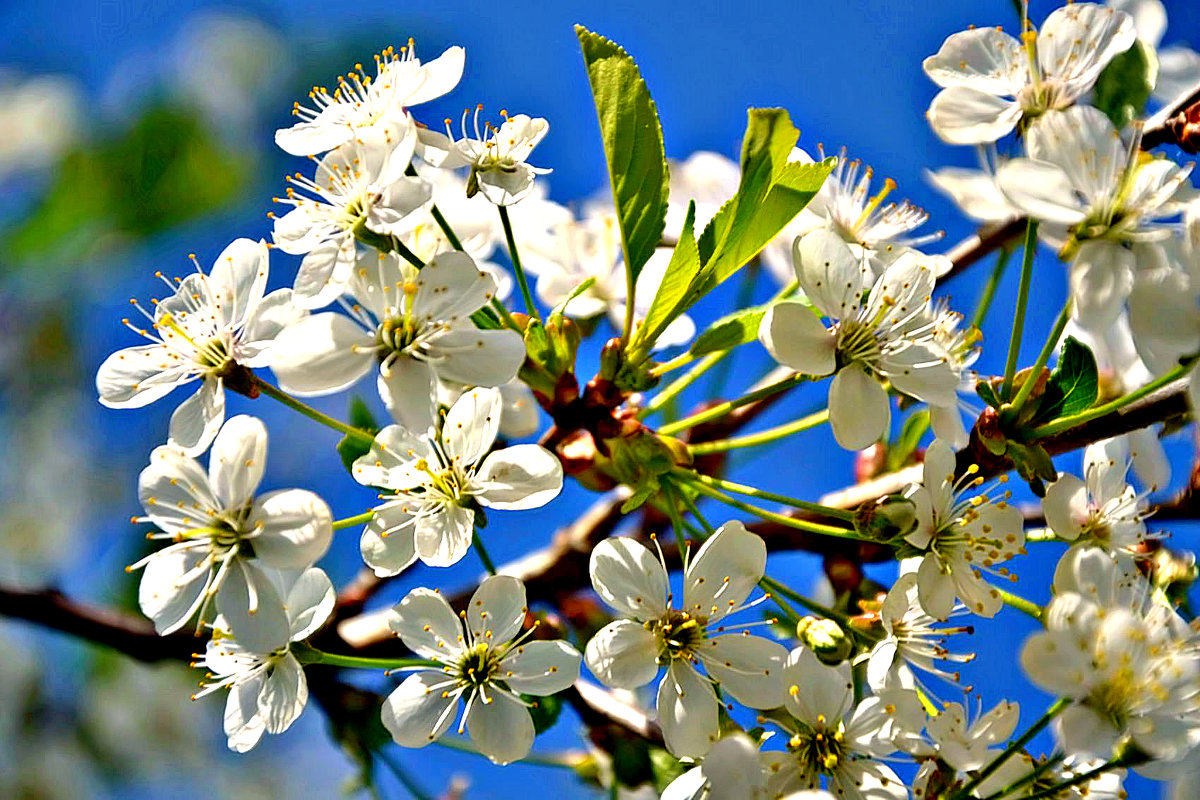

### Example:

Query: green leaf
xmin=976 ymin=379 xmax=1002 ymax=409
xmin=575 ymin=26 xmax=669 ymax=290
xmin=632 ymin=201 xmax=700 ymax=353
xmin=337 ymin=397 xmax=380 ymax=474
xmin=524 ymin=691 xmax=564 ymax=734
xmin=1035 ymin=337 xmax=1099 ymax=423
xmin=886 ymin=410 xmax=930 ymax=472
xmin=689 ymin=305 xmax=769 ymax=357
xmin=1094 ymin=39 xmax=1158 ymax=130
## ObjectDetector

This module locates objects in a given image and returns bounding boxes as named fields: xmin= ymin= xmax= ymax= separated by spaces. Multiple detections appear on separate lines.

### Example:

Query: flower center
xmin=455 ymin=642 xmax=501 ymax=688
xmin=1087 ymin=669 xmax=1140 ymax=731
xmin=835 ymin=320 xmax=882 ymax=369
xmin=649 ymin=610 xmax=708 ymax=664
xmin=790 ymin=718 xmax=847 ymax=775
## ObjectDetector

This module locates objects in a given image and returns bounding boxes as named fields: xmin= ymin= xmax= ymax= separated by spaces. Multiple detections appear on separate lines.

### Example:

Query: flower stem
xmin=674 ymin=486 xmax=717 ymax=537
xmin=292 ymin=643 xmax=438 ymax=671
xmin=473 ymin=531 xmax=498 ymax=576
xmin=252 ymin=376 xmax=375 ymax=445
xmin=658 ymin=372 xmax=811 ymax=436
xmin=979 ymin=753 xmax=1065 ymax=800
xmin=640 ymin=350 xmax=730 ymax=418
xmin=498 ymin=204 xmax=541 ymax=322
xmin=1020 ymin=757 xmax=1127 ymax=800
xmin=998 ymin=588 xmax=1043 ymax=621
xmin=1000 ymin=219 xmax=1039 ymax=401
xmin=1007 ymin=298 xmax=1072 ymax=420
xmin=678 ymin=470 xmax=855 ymax=522
xmin=971 ymin=245 xmax=1014 ymax=329
xmin=661 ymin=482 xmax=693 ymax=573
xmin=333 ymin=511 xmax=375 ymax=531
xmin=430 ymin=204 xmax=466 ymax=252
xmin=687 ymin=409 xmax=829 ymax=455
xmin=759 ymin=576 xmax=854 ymax=628
xmin=680 ymin=474 xmax=869 ymax=541
xmin=1028 ymin=355 xmax=1199 ymax=439
xmin=649 ymin=350 xmax=697 ymax=378
xmin=952 ymin=697 xmax=1071 ymax=800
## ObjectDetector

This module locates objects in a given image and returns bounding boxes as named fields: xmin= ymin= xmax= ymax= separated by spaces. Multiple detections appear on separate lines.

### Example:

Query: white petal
xmin=926 ymin=167 xmax=1016 ymax=223
xmin=589 ymin=537 xmax=669 ymax=620
xmin=1038 ymin=2 xmax=1137 ymax=90
xmin=781 ymin=646 xmax=853 ymax=725
xmin=1026 ymin=107 xmax=1124 ymax=203
xmin=702 ymin=633 xmax=789 ymax=709
xmin=406 ymin=46 xmax=466 ymax=106
xmin=381 ymin=672 xmax=459 ymax=748
xmin=500 ymin=640 xmax=582 ymax=695
xmin=286 ymin=568 xmax=336 ymax=641
xmin=138 ymin=446 xmax=220 ymax=532
xmin=467 ymin=688 xmax=535 ymax=765
xmin=218 ymin=561 xmax=292 ymax=654
xmin=467 ymin=575 xmax=527 ymax=644
xmin=249 ymin=489 xmax=333 ymax=569
xmin=1019 ymin=630 xmax=1092 ymax=697
xmin=274 ymin=119 xmax=354 ymax=156
xmin=378 ymin=356 xmax=436 ymax=434
xmin=1128 ymin=269 xmax=1200 ymax=374
xmin=883 ymin=343 xmax=960 ymax=408
xmin=258 ymin=654 xmax=307 ymax=734
xmin=795 ymin=229 xmax=867 ymax=320
xmin=996 ymin=158 xmax=1089 ymax=224
xmin=661 ymin=768 xmax=707 ymax=800
xmin=927 ymin=87 xmax=1022 ymax=145
xmin=1070 ymin=242 xmax=1135 ymax=332
xmin=208 ymin=238 xmax=269 ymax=329
xmin=388 ymin=587 xmax=464 ymax=660
xmin=657 ymin=661 xmax=719 ymax=758
xmin=353 ymin=427 xmax=437 ymax=491
xmin=138 ymin=547 xmax=209 ymax=635
xmin=682 ymin=520 xmax=766 ymax=621
xmin=224 ymin=676 xmax=267 ymax=752
xmin=1058 ymin=703 xmax=1122 ymax=760
xmin=584 ymin=620 xmax=660 ymax=689
xmin=441 ymin=387 xmax=502 ymax=467
xmin=828 ymin=365 xmax=889 ymax=450
xmin=413 ymin=504 xmax=476 ymax=567
xmin=922 ymin=26 xmax=1026 ymax=93
xmin=760 ymin=301 xmax=836 ymax=375
xmin=475 ymin=444 xmax=563 ymax=510
xmin=96 ymin=344 xmax=191 ymax=408
xmin=426 ymin=326 xmax=527 ymax=388
xmin=240 ymin=289 xmax=308 ymax=365
xmin=360 ymin=507 xmax=419 ymax=578
xmin=292 ymin=236 xmax=358 ymax=309
xmin=269 ymin=313 xmax=375 ymax=395
xmin=208 ymin=414 xmax=268 ymax=510
xmin=701 ymin=734 xmax=766 ymax=798
xmin=1043 ymin=473 xmax=1088 ymax=541
xmin=413 ymin=251 xmax=498 ymax=322
xmin=168 ymin=378 xmax=226 ymax=456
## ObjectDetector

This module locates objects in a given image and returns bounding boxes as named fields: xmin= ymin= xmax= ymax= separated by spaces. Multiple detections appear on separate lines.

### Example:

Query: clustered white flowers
xmin=83 ymin=3 xmax=1200 ymax=798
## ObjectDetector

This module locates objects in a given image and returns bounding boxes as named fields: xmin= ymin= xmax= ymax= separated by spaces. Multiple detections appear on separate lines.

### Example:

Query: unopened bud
xmin=1151 ymin=546 xmax=1197 ymax=603
xmin=796 ymin=617 xmax=853 ymax=665
xmin=853 ymin=496 xmax=917 ymax=541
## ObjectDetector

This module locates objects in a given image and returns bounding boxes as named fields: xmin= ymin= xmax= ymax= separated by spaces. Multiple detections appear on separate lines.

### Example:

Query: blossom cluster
xmin=84 ymin=2 xmax=1200 ymax=797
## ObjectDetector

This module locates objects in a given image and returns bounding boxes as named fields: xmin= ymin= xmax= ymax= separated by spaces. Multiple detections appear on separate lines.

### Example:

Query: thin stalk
xmin=641 ymin=350 xmax=730 ymax=418
xmin=687 ymin=410 xmax=829 ymax=455
xmin=472 ymin=531 xmax=498 ymax=576
xmin=1029 ymin=355 xmax=1199 ymax=439
xmin=649 ymin=350 xmax=697 ymax=378
xmin=490 ymin=297 xmax=524 ymax=332
xmin=952 ymin=697 xmax=1071 ymax=800
xmin=498 ymin=205 xmax=540 ymax=322
xmin=998 ymin=588 xmax=1043 ymax=621
xmin=253 ymin=376 xmax=375 ymax=445
xmin=675 ymin=487 xmax=717 ymax=536
xmin=971 ymin=245 xmax=1014 ymax=329
xmin=658 ymin=372 xmax=810 ymax=436
xmin=404 ymin=163 xmax=466 ymax=253
xmin=1007 ymin=298 xmax=1072 ymax=419
xmin=333 ymin=511 xmax=374 ymax=531
xmin=760 ymin=576 xmax=856 ymax=629
xmin=1000 ymin=219 xmax=1040 ymax=400
xmin=678 ymin=470 xmax=854 ymax=522
xmin=661 ymin=482 xmax=692 ymax=574
xmin=684 ymin=478 xmax=868 ymax=541
xmin=293 ymin=644 xmax=438 ymax=671
xmin=1021 ymin=757 xmax=1125 ymax=800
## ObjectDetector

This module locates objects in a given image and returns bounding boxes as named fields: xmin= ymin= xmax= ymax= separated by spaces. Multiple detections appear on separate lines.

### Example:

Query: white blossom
xmin=584 ymin=522 xmax=788 ymax=758
xmin=418 ymin=107 xmax=551 ymax=206
xmin=193 ymin=568 xmax=335 ymax=752
xmin=1042 ymin=438 xmax=1151 ymax=554
xmin=660 ymin=733 xmax=769 ymax=800
xmin=275 ymin=42 xmax=464 ymax=156
xmin=902 ymin=440 xmax=1025 ymax=619
xmin=96 ymin=238 xmax=304 ymax=455
xmin=268 ymin=250 xmax=526 ymax=433
xmin=913 ymin=698 xmax=1020 ymax=775
xmin=129 ymin=415 xmax=333 ymax=650
xmin=760 ymin=229 xmax=960 ymax=450
xmin=382 ymin=575 xmax=581 ymax=764
xmin=924 ymin=3 xmax=1136 ymax=144
xmin=271 ymin=134 xmax=432 ymax=309
xmin=351 ymin=388 xmax=561 ymax=574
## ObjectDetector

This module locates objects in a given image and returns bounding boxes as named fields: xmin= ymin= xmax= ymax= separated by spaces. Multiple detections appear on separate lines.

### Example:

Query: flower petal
xmin=217 ymin=561 xmax=292 ymax=654
xmin=168 ymin=378 xmax=226 ymax=456
xmin=413 ymin=503 xmax=475 ymax=567
xmin=1043 ymin=473 xmax=1088 ymax=541
xmin=269 ymin=313 xmax=375 ymax=395
xmin=702 ymin=633 xmax=789 ymax=709
xmin=781 ymin=646 xmax=853 ymax=725
xmin=378 ymin=356 xmax=437 ymax=434
xmin=248 ymin=489 xmax=334 ymax=569
xmin=467 ymin=575 xmax=528 ymax=644
xmin=359 ymin=505 xmax=419 ymax=578
xmin=589 ymin=537 xmax=669 ymax=620
xmin=208 ymin=238 xmax=270 ymax=329
xmin=258 ymin=653 xmax=307 ymax=734
xmin=584 ymin=620 xmax=660 ymax=690
xmin=138 ymin=547 xmax=209 ymax=635
xmin=794 ymin=229 xmax=868 ymax=319
xmin=927 ymin=87 xmax=1022 ymax=145
xmin=996 ymin=157 xmax=1089 ymax=225
xmin=467 ymin=688 xmax=535 ymax=765
xmin=286 ymin=567 xmax=336 ymax=641
xmin=441 ymin=387 xmax=502 ymax=467
xmin=208 ymin=414 xmax=268 ymax=510
xmin=426 ymin=326 xmax=527 ymax=388
xmin=759 ymin=301 xmax=836 ymax=376
xmin=475 ymin=444 xmax=563 ymax=510
xmin=388 ymin=587 xmax=464 ymax=660
xmin=381 ymin=671 xmax=459 ymax=748
xmin=224 ymin=675 xmax=267 ymax=752
xmin=828 ymin=365 xmax=889 ymax=450
xmin=500 ymin=640 xmax=582 ymax=695
xmin=657 ymin=661 xmax=719 ymax=758
xmin=922 ymin=26 xmax=1027 ymax=93
xmin=682 ymin=521 xmax=766 ymax=622
xmin=96 ymin=344 xmax=191 ymax=408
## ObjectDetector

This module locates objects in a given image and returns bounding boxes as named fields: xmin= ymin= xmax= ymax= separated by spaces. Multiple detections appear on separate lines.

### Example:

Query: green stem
xmin=760 ymin=576 xmax=856 ymax=629
xmin=979 ymin=753 xmax=1065 ymax=800
xmin=1000 ymin=219 xmax=1040 ymax=401
xmin=971 ymin=246 xmax=1014 ymax=329
xmin=641 ymin=350 xmax=730 ymax=418
xmin=1007 ymin=298 xmax=1072 ymax=419
xmin=661 ymin=482 xmax=692 ymax=573
xmin=498 ymin=204 xmax=540 ymax=322
xmin=1021 ymin=757 xmax=1126 ymax=800
xmin=649 ymin=350 xmax=697 ymax=378
xmin=952 ymin=697 xmax=1071 ymax=800
xmin=678 ymin=470 xmax=854 ymax=522
xmin=998 ymin=588 xmax=1043 ymax=621
xmin=333 ymin=511 xmax=375 ymax=531
xmin=683 ymin=477 xmax=868 ymax=541
xmin=1028 ymin=355 xmax=1199 ymax=439
xmin=675 ymin=487 xmax=717 ymax=536
xmin=253 ymin=376 xmax=375 ymax=445
xmin=658 ymin=372 xmax=810 ymax=436
xmin=293 ymin=644 xmax=439 ymax=671
xmin=687 ymin=409 xmax=829 ymax=455
xmin=473 ymin=531 xmax=498 ymax=576
xmin=430 ymin=205 xmax=465 ymax=252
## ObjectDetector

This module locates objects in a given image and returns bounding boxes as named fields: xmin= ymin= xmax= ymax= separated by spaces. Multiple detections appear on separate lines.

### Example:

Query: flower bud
xmin=853 ymin=495 xmax=917 ymax=541
xmin=796 ymin=617 xmax=853 ymax=665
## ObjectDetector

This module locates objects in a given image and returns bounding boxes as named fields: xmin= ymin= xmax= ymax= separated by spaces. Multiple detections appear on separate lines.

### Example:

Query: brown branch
xmin=1143 ymin=78 xmax=1200 ymax=153
xmin=939 ymin=216 xmax=1026 ymax=284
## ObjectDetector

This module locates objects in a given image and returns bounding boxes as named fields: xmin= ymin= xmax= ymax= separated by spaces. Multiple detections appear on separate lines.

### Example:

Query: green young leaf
xmin=337 ymin=397 xmax=380 ymax=474
xmin=1035 ymin=337 xmax=1099 ymax=424
xmin=976 ymin=379 xmax=1002 ymax=409
xmin=632 ymin=201 xmax=700 ymax=354
xmin=688 ymin=305 xmax=769 ymax=357
xmin=1094 ymin=39 xmax=1158 ymax=130
xmin=575 ymin=26 xmax=669 ymax=292
xmin=886 ymin=410 xmax=930 ymax=472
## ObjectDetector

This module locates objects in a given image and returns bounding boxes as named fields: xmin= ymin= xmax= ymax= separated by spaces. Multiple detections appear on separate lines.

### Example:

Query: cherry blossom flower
xmin=351 ymin=388 xmax=562 ymax=574
xmin=926 ymin=147 xmax=1019 ymax=225
xmin=997 ymin=105 xmax=1193 ymax=330
xmin=911 ymin=698 xmax=1020 ymax=776
xmin=1110 ymin=0 xmax=1200 ymax=103
xmin=1042 ymin=438 xmax=1151 ymax=554
xmin=96 ymin=238 xmax=303 ymax=455
xmin=1020 ymin=546 xmax=1200 ymax=774
xmin=762 ymin=646 xmax=922 ymax=800
xmin=584 ymin=522 xmax=788 ymax=758
xmin=660 ymin=733 xmax=769 ymax=800
xmin=382 ymin=576 xmax=581 ymax=764
xmin=129 ymin=415 xmax=333 ymax=651
xmin=902 ymin=440 xmax=1025 ymax=619
xmin=969 ymin=754 xmax=1126 ymax=800
xmin=271 ymin=134 xmax=432 ymax=309
xmin=924 ymin=3 xmax=1136 ymax=144
xmin=418 ymin=107 xmax=551 ymax=206
xmin=193 ymin=568 xmax=335 ymax=752
xmin=275 ymin=42 xmax=464 ymax=156
xmin=759 ymin=229 xmax=960 ymax=449
xmin=268 ymin=250 xmax=526 ymax=433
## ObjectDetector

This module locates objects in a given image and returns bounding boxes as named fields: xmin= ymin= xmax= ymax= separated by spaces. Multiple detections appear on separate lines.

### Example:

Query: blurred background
xmin=2 ymin=1 xmax=1200 ymax=797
